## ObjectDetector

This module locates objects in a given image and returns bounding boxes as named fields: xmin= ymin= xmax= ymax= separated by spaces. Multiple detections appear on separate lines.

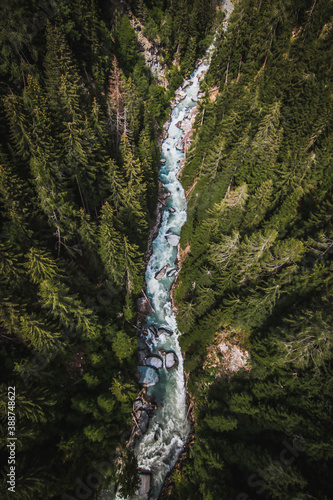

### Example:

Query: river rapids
xmin=103 ymin=2 xmax=233 ymax=498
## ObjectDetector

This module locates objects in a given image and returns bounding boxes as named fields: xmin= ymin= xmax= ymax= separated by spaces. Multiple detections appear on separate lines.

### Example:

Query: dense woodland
xmin=0 ymin=0 xmax=216 ymax=498
xmin=172 ymin=0 xmax=333 ymax=499
xmin=0 ymin=0 xmax=332 ymax=499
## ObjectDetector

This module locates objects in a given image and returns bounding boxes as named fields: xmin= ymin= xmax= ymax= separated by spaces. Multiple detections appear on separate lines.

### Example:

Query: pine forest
xmin=0 ymin=0 xmax=332 ymax=499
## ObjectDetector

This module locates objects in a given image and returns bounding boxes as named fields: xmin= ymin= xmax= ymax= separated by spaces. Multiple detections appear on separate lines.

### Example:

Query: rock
xmin=137 ymin=297 xmax=151 ymax=315
xmin=175 ymin=89 xmax=186 ymax=100
xmin=168 ymin=207 xmax=176 ymax=213
xmin=160 ymin=191 xmax=171 ymax=202
xmin=138 ymin=349 xmax=147 ymax=364
xmin=138 ymin=337 xmax=150 ymax=364
xmin=165 ymin=351 xmax=179 ymax=370
xmin=138 ymin=338 xmax=149 ymax=351
xmin=160 ymin=159 xmax=166 ymax=165
xmin=129 ymin=16 xmax=168 ymax=88
xmin=138 ymin=410 xmax=149 ymax=434
xmin=155 ymin=263 xmax=170 ymax=280
xmin=148 ymin=325 xmax=158 ymax=337
xmin=137 ymin=366 xmax=159 ymax=387
xmin=165 ymin=234 xmax=180 ymax=246
xmin=145 ymin=355 xmax=163 ymax=369
xmin=133 ymin=399 xmax=143 ymax=412
xmin=157 ymin=326 xmax=174 ymax=336
xmin=166 ymin=268 xmax=178 ymax=277
xmin=137 ymin=470 xmax=151 ymax=498
xmin=178 ymin=159 xmax=185 ymax=171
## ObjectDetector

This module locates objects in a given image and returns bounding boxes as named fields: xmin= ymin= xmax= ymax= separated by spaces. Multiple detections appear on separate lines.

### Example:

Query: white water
xmin=102 ymin=3 xmax=233 ymax=498
xmin=133 ymin=23 xmax=227 ymax=500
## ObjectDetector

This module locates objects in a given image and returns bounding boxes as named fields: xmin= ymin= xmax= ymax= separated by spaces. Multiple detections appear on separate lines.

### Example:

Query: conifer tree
xmin=3 ymin=95 xmax=31 ymax=159
xmin=0 ymin=243 xmax=25 ymax=287
xmin=125 ymin=77 xmax=142 ymax=140
xmin=209 ymin=231 xmax=240 ymax=268
xmin=248 ymin=101 xmax=283 ymax=183
xmin=38 ymin=279 xmax=97 ymax=339
xmin=118 ymin=135 xmax=148 ymax=240
xmin=19 ymin=314 xmax=63 ymax=354
xmin=120 ymin=236 xmax=144 ymax=294
xmin=201 ymin=134 xmax=225 ymax=179
xmin=98 ymin=202 xmax=123 ymax=284
xmin=107 ymin=56 xmax=126 ymax=149
xmin=44 ymin=24 xmax=81 ymax=120
xmin=277 ymin=310 xmax=333 ymax=370
xmin=26 ymin=247 xmax=58 ymax=284
xmin=0 ymin=160 xmax=32 ymax=243
xmin=241 ymin=179 xmax=274 ymax=230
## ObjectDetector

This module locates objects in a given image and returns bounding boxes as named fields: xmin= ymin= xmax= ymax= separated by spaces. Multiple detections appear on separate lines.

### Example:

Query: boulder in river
xmin=133 ymin=398 xmax=143 ymax=412
xmin=138 ymin=349 xmax=147 ymax=364
xmin=148 ymin=324 xmax=158 ymax=337
xmin=137 ymin=409 xmax=149 ymax=434
xmin=160 ymin=159 xmax=166 ymax=165
xmin=168 ymin=207 xmax=176 ymax=213
xmin=145 ymin=355 xmax=163 ymax=369
xmin=136 ymin=470 xmax=151 ymax=498
xmin=165 ymin=234 xmax=180 ymax=246
xmin=137 ymin=366 xmax=159 ymax=387
xmin=138 ymin=337 xmax=150 ymax=351
xmin=173 ymin=89 xmax=186 ymax=105
xmin=137 ymin=297 xmax=151 ymax=315
xmin=166 ymin=268 xmax=178 ymax=277
xmin=157 ymin=326 xmax=174 ymax=336
xmin=155 ymin=263 xmax=170 ymax=280
xmin=165 ymin=351 xmax=179 ymax=370
xmin=138 ymin=337 xmax=150 ymax=364
xmin=159 ymin=191 xmax=171 ymax=203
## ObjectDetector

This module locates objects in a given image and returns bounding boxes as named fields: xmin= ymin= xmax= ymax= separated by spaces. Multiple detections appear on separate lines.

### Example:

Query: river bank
xmin=132 ymin=61 xmax=207 ymax=500
xmin=158 ymin=2 xmax=234 ymax=497
xmin=130 ymin=2 xmax=234 ymax=498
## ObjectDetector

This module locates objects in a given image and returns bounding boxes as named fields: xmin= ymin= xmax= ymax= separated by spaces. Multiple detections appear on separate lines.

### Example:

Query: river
xmin=134 ymin=2 xmax=233 ymax=498
xmin=103 ymin=1 xmax=233 ymax=498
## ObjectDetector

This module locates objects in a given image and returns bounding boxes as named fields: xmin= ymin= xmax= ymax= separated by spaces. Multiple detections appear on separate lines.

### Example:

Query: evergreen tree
xmin=107 ymin=56 xmax=126 ymax=149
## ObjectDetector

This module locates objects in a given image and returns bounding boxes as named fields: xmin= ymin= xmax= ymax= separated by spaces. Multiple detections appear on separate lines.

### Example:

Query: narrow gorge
xmin=1 ymin=1 xmax=332 ymax=499
xmin=126 ymin=2 xmax=233 ymax=498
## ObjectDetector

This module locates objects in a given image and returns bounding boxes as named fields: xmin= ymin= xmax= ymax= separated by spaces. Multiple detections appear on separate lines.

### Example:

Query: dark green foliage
xmin=0 ymin=0 xmax=170 ymax=498
xmin=174 ymin=0 xmax=333 ymax=498
xmin=131 ymin=0 xmax=219 ymax=78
